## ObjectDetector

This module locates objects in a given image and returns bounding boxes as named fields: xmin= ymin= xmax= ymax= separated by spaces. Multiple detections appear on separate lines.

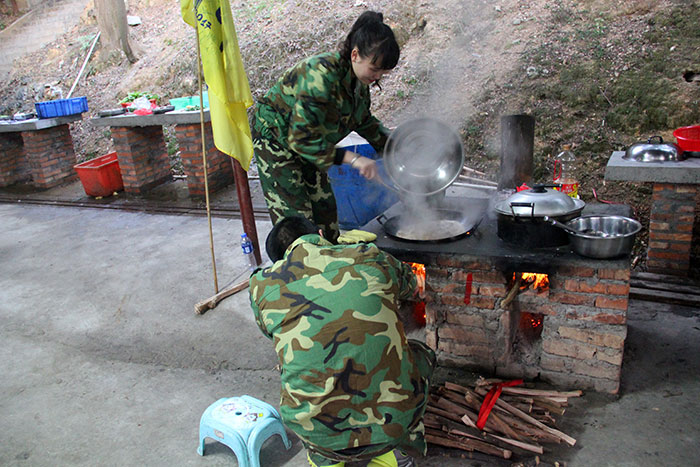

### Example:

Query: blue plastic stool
xmin=197 ymin=395 xmax=291 ymax=466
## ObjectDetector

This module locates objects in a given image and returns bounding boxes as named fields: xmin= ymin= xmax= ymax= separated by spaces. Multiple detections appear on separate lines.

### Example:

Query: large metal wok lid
xmin=383 ymin=118 xmax=464 ymax=196
xmin=495 ymin=184 xmax=585 ymax=217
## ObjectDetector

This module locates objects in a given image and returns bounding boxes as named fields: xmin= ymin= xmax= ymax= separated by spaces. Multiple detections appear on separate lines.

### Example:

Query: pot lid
xmin=495 ymin=184 xmax=585 ymax=217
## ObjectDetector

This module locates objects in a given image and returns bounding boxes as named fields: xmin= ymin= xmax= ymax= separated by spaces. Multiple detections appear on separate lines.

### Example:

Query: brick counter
xmin=90 ymin=110 xmax=233 ymax=197
xmin=0 ymin=115 xmax=82 ymax=189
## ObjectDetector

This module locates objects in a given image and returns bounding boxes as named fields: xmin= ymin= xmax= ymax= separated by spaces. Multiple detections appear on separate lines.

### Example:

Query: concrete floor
xmin=1 ymin=202 xmax=699 ymax=467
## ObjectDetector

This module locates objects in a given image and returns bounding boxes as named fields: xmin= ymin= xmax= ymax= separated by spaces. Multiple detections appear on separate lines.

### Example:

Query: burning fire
xmin=409 ymin=262 xmax=427 ymax=327
xmin=410 ymin=262 xmax=426 ymax=296
xmin=517 ymin=272 xmax=549 ymax=292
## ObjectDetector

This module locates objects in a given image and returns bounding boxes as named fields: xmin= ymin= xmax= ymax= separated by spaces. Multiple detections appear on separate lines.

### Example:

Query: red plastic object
xmin=674 ymin=125 xmax=700 ymax=152
xmin=73 ymin=152 xmax=124 ymax=197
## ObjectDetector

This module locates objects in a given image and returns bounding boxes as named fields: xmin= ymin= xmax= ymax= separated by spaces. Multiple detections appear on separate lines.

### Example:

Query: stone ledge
xmin=89 ymin=110 xmax=211 ymax=128
xmin=605 ymin=151 xmax=700 ymax=184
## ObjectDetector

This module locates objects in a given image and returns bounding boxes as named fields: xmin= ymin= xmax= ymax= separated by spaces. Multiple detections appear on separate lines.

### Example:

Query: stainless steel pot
xmin=623 ymin=136 xmax=685 ymax=162
xmin=495 ymin=184 xmax=586 ymax=247
xmin=565 ymin=216 xmax=642 ymax=258
xmin=383 ymin=118 xmax=464 ymax=196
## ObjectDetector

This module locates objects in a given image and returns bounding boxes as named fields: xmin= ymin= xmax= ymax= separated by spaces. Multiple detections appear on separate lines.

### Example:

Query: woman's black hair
xmin=340 ymin=11 xmax=400 ymax=70
xmin=265 ymin=216 xmax=320 ymax=262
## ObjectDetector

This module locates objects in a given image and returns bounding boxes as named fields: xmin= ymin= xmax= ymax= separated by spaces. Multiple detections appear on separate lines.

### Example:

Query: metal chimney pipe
xmin=499 ymin=114 xmax=535 ymax=190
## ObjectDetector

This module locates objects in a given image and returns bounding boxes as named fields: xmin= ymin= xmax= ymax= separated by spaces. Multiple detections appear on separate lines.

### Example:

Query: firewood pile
xmin=426 ymin=377 xmax=581 ymax=461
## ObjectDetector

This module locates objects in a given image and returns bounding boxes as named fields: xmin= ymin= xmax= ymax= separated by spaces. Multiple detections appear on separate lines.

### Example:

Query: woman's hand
xmin=343 ymin=151 xmax=378 ymax=180
xmin=353 ymin=156 xmax=377 ymax=180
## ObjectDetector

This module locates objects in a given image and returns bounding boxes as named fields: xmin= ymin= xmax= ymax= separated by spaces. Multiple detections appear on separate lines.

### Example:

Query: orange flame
xmin=410 ymin=262 xmax=426 ymax=296
xmin=517 ymin=272 xmax=549 ymax=292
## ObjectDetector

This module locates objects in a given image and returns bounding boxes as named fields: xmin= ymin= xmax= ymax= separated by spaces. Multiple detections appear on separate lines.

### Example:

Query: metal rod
xmin=458 ymin=174 xmax=498 ymax=186
xmin=67 ymin=31 xmax=100 ymax=98
xmin=451 ymin=182 xmax=498 ymax=191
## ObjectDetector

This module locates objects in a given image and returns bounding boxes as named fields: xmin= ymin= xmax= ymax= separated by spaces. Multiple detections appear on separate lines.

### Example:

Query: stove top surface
xmin=361 ymin=196 xmax=632 ymax=268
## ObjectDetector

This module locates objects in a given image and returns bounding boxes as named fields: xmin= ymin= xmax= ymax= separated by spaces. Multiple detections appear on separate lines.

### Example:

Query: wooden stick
xmin=487 ymin=393 xmax=577 ymax=446
xmin=501 ymin=387 xmax=583 ymax=398
xmin=488 ymin=433 xmax=544 ymax=454
xmin=194 ymin=278 xmax=250 ymax=314
xmin=458 ymin=174 xmax=498 ymax=186
xmin=426 ymin=428 xmax=512 ymax=459
xmin=461 ymin=166 xmax=489 ymax=177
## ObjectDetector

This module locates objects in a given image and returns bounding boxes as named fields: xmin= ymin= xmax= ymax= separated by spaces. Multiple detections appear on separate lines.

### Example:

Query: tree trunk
xmin=94 ymin=0 xmax=137 ymax=63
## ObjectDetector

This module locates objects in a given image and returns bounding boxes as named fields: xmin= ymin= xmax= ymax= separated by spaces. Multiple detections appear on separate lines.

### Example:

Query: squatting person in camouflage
xmin=249 ymin=216 xmax=436 ymax=467
xmin=252 ymin=11 xmax=400 ymax=243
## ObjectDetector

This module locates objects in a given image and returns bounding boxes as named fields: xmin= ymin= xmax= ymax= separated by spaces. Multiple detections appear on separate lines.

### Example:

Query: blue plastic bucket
xmin=328 ymin=144 xmax=399 ymax=230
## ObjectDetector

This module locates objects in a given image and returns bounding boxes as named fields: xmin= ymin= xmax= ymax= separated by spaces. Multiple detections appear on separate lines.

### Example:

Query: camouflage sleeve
xmin=248 ymin=273 xmax=274 ymax=340
xmin=287 ymin=81 xmax=338 ymax=171
xmin=355 ymin=114 xmax=390 ymax=153
xmin=381 ymin=250 xmax=417 ymax=300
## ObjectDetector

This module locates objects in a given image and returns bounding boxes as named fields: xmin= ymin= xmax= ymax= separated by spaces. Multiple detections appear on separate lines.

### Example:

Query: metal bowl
xmin=565 ymin=215 xmax=642 ymax=259
xmin=383 ymin=118 xmax=464 ymax=196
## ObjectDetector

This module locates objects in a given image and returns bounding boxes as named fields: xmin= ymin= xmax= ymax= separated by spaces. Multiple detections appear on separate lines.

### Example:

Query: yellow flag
xmin=181 ymin=0 xmax=254 ymax=170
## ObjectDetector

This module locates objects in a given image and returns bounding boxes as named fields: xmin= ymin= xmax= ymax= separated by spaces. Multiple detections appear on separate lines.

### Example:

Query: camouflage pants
xmin=306 ymin=339 xmax=436 ymax=465
xmin=252 ymin=130 xmax=340 ymax=243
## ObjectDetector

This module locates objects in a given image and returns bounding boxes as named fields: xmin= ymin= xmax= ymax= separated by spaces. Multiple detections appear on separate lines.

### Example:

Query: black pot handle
xmin=509 ymin=202 xmax=535 ymax=218
xmin=647 ymin=135 xmax=664 ymax=144
xmin=376 ymin=213 xmax=387 ymax=225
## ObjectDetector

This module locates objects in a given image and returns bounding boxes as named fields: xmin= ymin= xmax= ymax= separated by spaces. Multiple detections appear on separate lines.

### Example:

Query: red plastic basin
xmin=74 ymin=152 xmax=124 ymax=197
xmin=673 ymin=125 xmax=700 ymax=153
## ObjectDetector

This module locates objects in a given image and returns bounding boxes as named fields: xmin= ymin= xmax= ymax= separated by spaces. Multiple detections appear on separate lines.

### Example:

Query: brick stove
xmin=363 ymin=196 xmax=632 ymax=394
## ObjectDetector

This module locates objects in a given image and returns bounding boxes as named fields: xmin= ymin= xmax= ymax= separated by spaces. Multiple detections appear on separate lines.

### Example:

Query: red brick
xmin=675 ymin=185 xmax=697 ymax=194
xmin=425 ymin=304 xmax=437 ymax=325
xmin=649 ymin=232 xmax=693 ymax=242
xmin=470 ymin=271 xmax=505 ymax=284
xmin=597 ymin=268 xmax=630 ymax=281
xmin=478 ymin=285 xmax=507 ymax=297
xmin=426 ymin=330 xmax=437 ymax=350
xmin=550 ymin=292 xmax=595 ymax=306
xmin=557 ymin=326 xmax=625 ymax=349
xmin=438 ymin=341 xmax=493 ymax=360
xmin=596 ymin=349 xmax=623 ymax=366
xmin=470 ymin=296 xmax=496 ymax=309
xmin=595 ymin=296 xmax=628 ymax=311
xmin=565 ymin=311 xmax=626 ymax=324
xmin=648 ymin=241 xmax=669 ymax=250
xmin=578 ymin=281 xmax=608 ymax=294
xmin=438 ymin=325 xmax=488 ymax=344
xmin=458 ymin=261 xmax=494 ymax=271
xmin=570 ymin=359 xmax=621 ymax=381
xmin=445 ymin=312 xmax=484 ymax=327
xmin=565 ymin=266 xmax=595 ymax=278
xmin=606 ymin=283 xmax=630 ymax=296
xmin=542 ymin=339 xmax=596 ymax=360
xmin=647 ymin=251 xmax=690 ymax=261
xmin=649 ymin=222 xmax=670 ymax=231
xmin=441 ymin=295 xmax=466 ymax=306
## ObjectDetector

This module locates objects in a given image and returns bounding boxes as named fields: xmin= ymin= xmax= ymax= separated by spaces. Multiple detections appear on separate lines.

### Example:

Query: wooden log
xmin=426 ymin=404 xmax=464 ymax=424
xmin=501 ymin=387 xmax=582 ymax=398
xmin=488 ymin=433 xmax=544 ymax=454
xmin=487 ymin=393 xmax=577 ymax=446
xmin=426 ymin=428 xmax=513 ymax=459
xmin=460 ymin=393 xmax=525 ymax=441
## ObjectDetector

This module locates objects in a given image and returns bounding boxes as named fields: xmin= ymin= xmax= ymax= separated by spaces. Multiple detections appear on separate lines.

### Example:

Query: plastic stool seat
xmin=198 ymin=395 xmax=291 ymax=467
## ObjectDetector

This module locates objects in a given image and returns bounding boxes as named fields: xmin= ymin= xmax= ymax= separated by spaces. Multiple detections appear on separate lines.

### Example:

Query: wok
xmin=376 ymin=209 xmax=481 ymax=242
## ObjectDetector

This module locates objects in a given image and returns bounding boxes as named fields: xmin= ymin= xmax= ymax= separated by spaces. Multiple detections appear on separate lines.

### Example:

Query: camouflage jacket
xmin=253 ymin=52 xmax=389 ymax=171
xmin=249 ymin=234 xmax=428 ymax=454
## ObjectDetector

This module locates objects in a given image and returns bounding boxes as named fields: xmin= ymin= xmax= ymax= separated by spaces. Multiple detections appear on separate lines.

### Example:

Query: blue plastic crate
xmin=35 ymin=97 xmax=88 ymax=119
xmin=329 ymin=143 xmax=399 ymax=229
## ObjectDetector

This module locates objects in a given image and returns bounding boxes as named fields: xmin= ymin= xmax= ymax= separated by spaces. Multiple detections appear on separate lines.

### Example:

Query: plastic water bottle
xmin=240 ymin=233 xmax=257 ymax=269
xmin=553 ymin=144 xmax=579 ymax=199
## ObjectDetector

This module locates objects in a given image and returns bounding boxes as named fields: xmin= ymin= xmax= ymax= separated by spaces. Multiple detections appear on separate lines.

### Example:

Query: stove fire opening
xmin=519 ymin=311 xmax=544 ymax=341
xmin=517 ymin=272 xmax=549 ymax=292
xmin=410 ymin=262 xmax=426 ymax=327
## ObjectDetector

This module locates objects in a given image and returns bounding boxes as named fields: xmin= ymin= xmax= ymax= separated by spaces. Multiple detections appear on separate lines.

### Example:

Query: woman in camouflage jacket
xmin=249 ymin=217 xmax=435 ymax=467
xmin=252 ymin=11 xmax=400 ymax=243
